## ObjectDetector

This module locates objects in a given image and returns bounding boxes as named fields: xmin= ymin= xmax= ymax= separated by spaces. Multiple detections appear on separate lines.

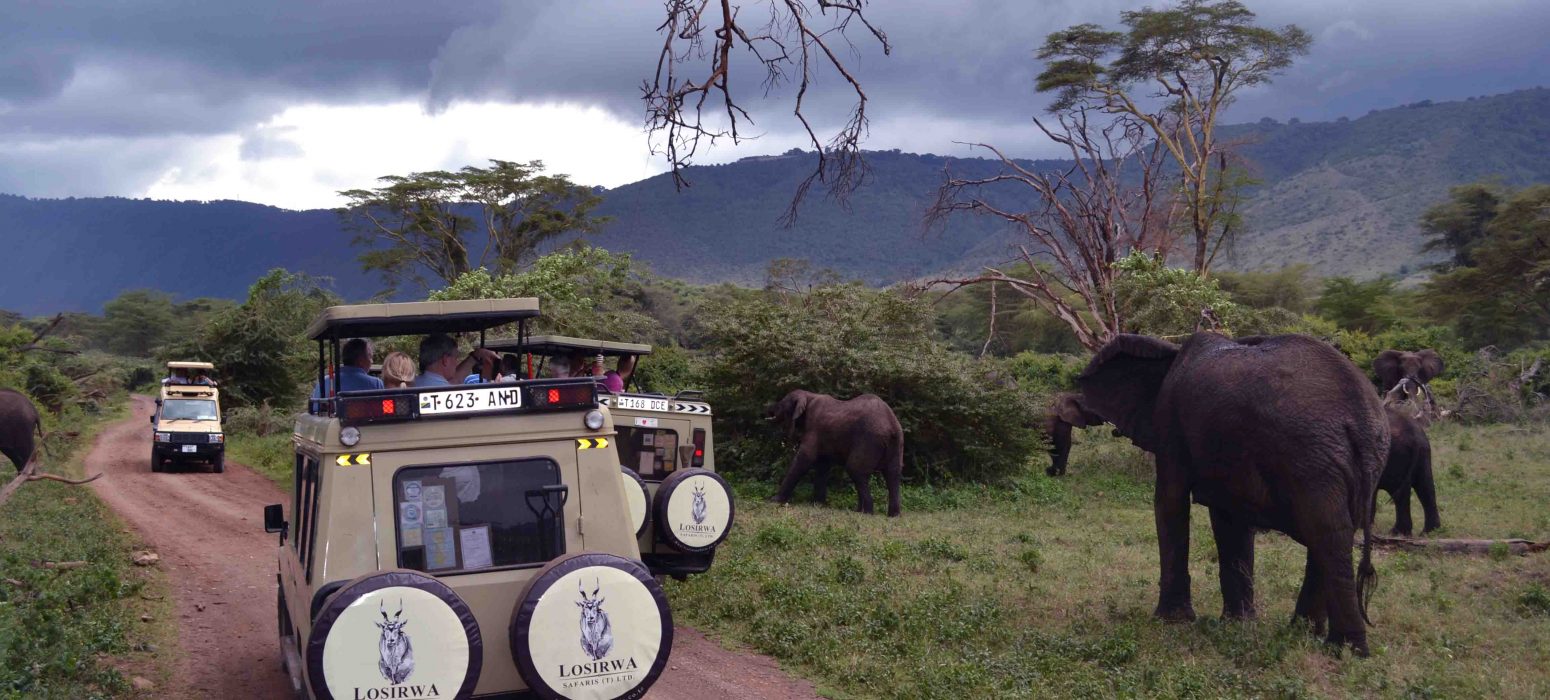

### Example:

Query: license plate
xmin=181 ymin=445 xmax=197 ymax=453
xmin=616 ymin=396 xmax=670 ymax=412
xmin=418 ymin=386 xmax=523 ymax=416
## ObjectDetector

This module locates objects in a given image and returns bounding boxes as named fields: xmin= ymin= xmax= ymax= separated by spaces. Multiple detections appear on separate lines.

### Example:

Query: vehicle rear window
xmin=392 ymin=459 xmax=564 ymax=574
xmin=615 ymin=426 xmax=680 ymax=480
xmin=162 ymin=399 xmax=218 ymax=421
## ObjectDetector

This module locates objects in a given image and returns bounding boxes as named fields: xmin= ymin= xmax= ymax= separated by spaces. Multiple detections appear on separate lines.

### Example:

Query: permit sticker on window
xmin=418 ymin=386 xmax=522 ymax=415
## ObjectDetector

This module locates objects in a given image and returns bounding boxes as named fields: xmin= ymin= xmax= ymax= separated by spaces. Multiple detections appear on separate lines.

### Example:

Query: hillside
xmin=2 ymin=88 xmax=1548 ymax=314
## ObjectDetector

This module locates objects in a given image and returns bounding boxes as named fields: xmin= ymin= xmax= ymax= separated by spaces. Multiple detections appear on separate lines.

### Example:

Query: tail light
xmin=528 ymin=382 xmax=594 ymax=409
xmin=340 ymin=395 xmax=416 ymax=424
xmin=691 ymin=428 xmax=706 ymax=467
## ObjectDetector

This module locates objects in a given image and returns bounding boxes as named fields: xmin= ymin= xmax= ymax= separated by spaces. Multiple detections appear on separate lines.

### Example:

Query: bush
xmin=701 ymin=283 xmax=1043 ymax=485
xmin=1005 ymin=352 xmax=1084 ymax=394
xmin=1112 ymin=252 xmax=1249 ymax=337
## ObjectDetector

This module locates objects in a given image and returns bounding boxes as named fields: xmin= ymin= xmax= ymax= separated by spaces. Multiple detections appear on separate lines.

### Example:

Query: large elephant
xmin=1375 ymin=349 xmax=1444 ymax=416
xmin=767 ymin=390 xmax=904 ymax=517
xmin=1 ymin=389 xmax=42 ymax=472
xmin=1044 ymin=392 xmax=1105 ymax=477
xmin=1380 ymin=405 xmax=1440 ymax=536
xmin=1079 ymin=333 xmax=1386 ymax=655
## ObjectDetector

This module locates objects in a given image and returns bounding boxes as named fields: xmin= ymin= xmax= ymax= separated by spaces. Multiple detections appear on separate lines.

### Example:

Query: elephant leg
xmin=1311 ymin=528 xmax=1368 ymax=656
xmin=850 ymin=470 xmax=874 ymax=514
xmin=811 ymin=460 xmax=833 ymax=504
xmin=1153 ymin=460 xmax=1195 ymax=621
xmin=1046 ymin=421 xmax=1072 ymax=477
xmin=1209 ymin=507 xmax=1257 ymax=620
xmin=1415 ymin=444 xmax=1441 ymax=534
xmin=1292 ymin=550 xmax=1327 ymax=636
xmin=883 ymin=464 xmax=901 ymax=518
xmin=1389 ymin=484 xmax=1414 ymax=537
xmin=773 ymin=447 xmax=817 ymax=504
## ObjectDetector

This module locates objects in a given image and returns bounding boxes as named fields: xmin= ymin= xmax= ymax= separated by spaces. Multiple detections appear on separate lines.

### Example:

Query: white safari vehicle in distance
xmin=484 ymin=335 xmax=731 ymax=580
xmin=152 ymin=361 xmax=225 ymax=473
xmin=263 ymin=299 xmax=733 ymax=700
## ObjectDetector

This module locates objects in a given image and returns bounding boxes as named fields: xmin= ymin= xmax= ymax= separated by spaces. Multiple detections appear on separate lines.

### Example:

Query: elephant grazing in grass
xmin=767 ymin=390 xmax=904 ymax=517
xmin=1079 ymin=333 xmax=1387 ymax=655
xmin=1044 ymin=392 xmax=1105 ymax=477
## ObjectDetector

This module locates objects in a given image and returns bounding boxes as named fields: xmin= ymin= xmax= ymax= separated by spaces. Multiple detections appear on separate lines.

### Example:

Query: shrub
xmin=701 ymin=283 xmax=1042 ymax=484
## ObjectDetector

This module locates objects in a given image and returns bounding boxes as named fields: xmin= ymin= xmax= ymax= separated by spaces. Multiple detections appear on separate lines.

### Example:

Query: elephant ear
xmin=1077 ymin=335 xmax=1178 ymax=453
xmin=1373 ymin=350 xmax=1404 ymax=390
xmin=1417 ymin=349 xmax=1444 ymax=382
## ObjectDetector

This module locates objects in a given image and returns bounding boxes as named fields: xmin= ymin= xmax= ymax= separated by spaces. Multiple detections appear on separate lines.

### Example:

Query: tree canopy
xmin=1421 ymin=184 xmax=1550 ymax=348
xmin=338 ymin=159 xmax=605 ymax=293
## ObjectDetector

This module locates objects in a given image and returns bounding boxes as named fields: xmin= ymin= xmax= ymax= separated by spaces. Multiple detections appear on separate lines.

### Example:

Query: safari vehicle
xmin=263 ymin=299 xmax=732 ymax=700
xmin=151 ymin=361 xmax=225 ymax=473
xmin=485 ymin=335 xmax=729 ymax=579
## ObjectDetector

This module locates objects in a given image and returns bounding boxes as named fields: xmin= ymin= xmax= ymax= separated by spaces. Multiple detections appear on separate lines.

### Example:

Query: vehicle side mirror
xmin=264 ymin=503 xmax=288 ymax=541
xmin=155 ymin=398 xmax=162 ymax=406
xmin=149 ymin=415 xmax=155 ymax=424
xmin=221 ymin=415 xmax=228 ymax=424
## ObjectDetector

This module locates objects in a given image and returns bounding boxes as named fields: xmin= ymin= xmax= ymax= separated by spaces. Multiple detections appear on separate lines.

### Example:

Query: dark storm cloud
xmin=1 ymin=0 xmax=1548 ymax=196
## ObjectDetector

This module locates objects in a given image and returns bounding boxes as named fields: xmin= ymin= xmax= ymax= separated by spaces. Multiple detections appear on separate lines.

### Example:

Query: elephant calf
xmin=1381 ymin=406 xmax=1441 ymax=536
xmin=0 ymin=389 xmax=42 ymax=473
xmin=767 ymin=390 xmax=903 ymax=516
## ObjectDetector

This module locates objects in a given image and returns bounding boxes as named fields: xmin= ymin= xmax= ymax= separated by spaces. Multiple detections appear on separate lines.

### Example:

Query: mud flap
xmin=509 ymin=552 xmax=673 ymax=700
xmin=305 ymin=569 xmax=482 ymax=700
xmin=652 ymin=469 xmax=734 ymax=554
xmin=619 ymin=468 xmax=651 ymax=539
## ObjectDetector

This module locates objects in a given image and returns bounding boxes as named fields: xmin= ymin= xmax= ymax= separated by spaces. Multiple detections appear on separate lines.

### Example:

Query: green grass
xmin=0 ymin=401 xmax=173 ymax=699
xmin=226 ymin=432 xmax=292 ymax=490
xmin=666 ymin=424 xmax=1550 ymax=699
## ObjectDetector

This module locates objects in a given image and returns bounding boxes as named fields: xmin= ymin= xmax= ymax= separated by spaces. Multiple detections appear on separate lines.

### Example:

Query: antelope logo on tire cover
xmin=308 ymin=571 xmax=481 ymax=700
xmin=512 ymin=553 xmax=672 ymax=700
xmin=662 ymin=472 xmax=731 ymax=551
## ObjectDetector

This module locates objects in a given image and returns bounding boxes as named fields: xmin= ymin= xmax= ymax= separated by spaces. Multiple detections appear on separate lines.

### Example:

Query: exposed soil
xmin=87 ymin=395 xmax=816 ymax=699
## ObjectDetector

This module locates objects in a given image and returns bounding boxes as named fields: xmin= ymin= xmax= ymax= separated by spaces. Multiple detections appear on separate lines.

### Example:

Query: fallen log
xmin=38 ymin=560 xmax=88 ymax=571
xmin=0 ymin=463 xmax=105 ymax=509
xmin=1371 ymin=534 xmax=1549 ymax=556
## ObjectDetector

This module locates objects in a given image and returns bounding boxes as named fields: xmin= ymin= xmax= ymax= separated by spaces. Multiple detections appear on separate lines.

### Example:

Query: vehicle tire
xmin=620 ymin=467 xmax=650 ymax=539
xmin=150 ymin=454 xmax=164 ymax=473
xmin=212 ymin=455 xmax=225 ymax=474
xmin=305 ymin=569 xmax=482 ymax=700
xmin=652 ymin=468 xmax=734 ymax=553
xmin=509 ymin=551 xmax=673 ymax=700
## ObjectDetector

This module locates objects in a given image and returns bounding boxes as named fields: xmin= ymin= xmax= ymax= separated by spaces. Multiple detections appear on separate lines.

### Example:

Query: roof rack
xmin=485 ymin=334 xmax=653 ymax=357
xmin=305 ymin=298 xmax=541 ymax=341
xmin=166 ymin=361 xmax=216 ymax=370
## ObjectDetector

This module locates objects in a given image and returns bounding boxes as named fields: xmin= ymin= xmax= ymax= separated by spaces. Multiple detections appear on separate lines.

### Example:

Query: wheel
xmin=151 ymin=454 xmax=164 ymax=473
xmin=212 ymin=455 xmax=225 ymax=474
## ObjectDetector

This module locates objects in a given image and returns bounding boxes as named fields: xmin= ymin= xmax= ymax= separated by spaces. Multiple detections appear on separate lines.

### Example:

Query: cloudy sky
xmin=2 ymin=0 xmax=1546 ymax=210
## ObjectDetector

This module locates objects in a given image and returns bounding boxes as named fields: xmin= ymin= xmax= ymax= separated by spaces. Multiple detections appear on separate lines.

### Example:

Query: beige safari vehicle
xmin=485 ymin=336 xmax=730 ymax=579
xmin=152 ymin=361 xmax=225 ymax=473
xmin=264 ymin=299 xmax=714 ymax=700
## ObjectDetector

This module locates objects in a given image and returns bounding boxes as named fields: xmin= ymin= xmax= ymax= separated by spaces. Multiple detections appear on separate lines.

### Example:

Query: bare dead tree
xmin=16 ymin=314 xmax=78 ymax=355
xmin=924 ymin=107 xmax=1180 ymax=352
xmin=645 ymin=0 xmax=889 ymax=221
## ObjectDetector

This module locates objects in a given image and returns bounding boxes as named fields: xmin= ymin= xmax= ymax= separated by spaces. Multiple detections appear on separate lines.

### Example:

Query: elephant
xmin=1044 ymin=392 xmax=1106 ymax=476
xmin=1380 ymin=405 xmax=1441 ymax=536
xmin=1 ymin=388 xmax=42 ymax=472
xmin=1374 ymin=349 xmax=1444 ymax=418
xmin=767 ymin=390 xmax=904 ymax=517
xmin=1078 ymin=333 xmax=1386 ymax=655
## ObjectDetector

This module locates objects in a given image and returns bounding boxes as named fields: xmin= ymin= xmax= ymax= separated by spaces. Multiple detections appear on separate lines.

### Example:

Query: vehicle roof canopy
xmin=166 ymin=361 xmax=216 ymax=371
xmin=305 ymin=298 xmax=541 ymax=341
xmin=485 ymin=334 xmax=652 ymax=357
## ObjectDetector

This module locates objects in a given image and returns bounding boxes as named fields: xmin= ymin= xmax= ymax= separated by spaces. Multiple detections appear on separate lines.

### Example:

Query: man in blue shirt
xmin=413 ymin=334 xmax=498 ymax=388
xmin=312 ymin=338 xmax=384 ymax=409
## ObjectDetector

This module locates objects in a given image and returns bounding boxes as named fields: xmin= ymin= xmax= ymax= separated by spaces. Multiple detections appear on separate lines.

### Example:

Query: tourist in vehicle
xmin=413 ymin=334 xmax=498 ymax=387
xmin=312 ymin=338 xmax=384 ymax=403
xmin=163 ymin=368 xmax=190 ymax=385
xmin=381 ymin=351 xmax=416 ymax=388
xmin=499 ymin=353 xmax=523 ymax=381
xmin=569 ymin=352 xmax=636 ymax=393
xmin=191 ymin=369 xmax=215 ymax=386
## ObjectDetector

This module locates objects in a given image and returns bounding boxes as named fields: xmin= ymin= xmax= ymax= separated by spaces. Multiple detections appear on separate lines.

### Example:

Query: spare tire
xmin=305 ymin=569 xmax=482 ymax=700
xmin=619 ymin=468 xmax=650 ymax=539
xmin=509 ymin=552 xmax=673 ymax=700
xmin=653 ymin=469 xmax=734 ymax=553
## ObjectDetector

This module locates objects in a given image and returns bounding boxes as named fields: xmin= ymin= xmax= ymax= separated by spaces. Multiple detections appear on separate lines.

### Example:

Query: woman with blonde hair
xmin=381 ymin=351 xmax=417 ymax=388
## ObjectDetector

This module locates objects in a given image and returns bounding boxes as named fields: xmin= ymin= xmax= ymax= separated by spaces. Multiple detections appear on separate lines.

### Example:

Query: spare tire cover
xmin=653 ymin=468 xmax=734 ymax=553
xmin=619 ymin=468 xmax=650 ymax=539
xmin=305 ymin=569 xmax=482 ymax=700
xmin=509 ymin=552 xmax=673 ymax=700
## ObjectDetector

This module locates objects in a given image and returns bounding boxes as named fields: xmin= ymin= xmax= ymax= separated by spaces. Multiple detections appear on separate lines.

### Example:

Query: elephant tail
xmin=1357 ymin=519 xmax=1376 ymax=626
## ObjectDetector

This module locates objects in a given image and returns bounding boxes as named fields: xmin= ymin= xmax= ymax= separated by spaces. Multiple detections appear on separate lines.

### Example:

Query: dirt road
xmin=88 ymin=395 xmax=816 ymax=699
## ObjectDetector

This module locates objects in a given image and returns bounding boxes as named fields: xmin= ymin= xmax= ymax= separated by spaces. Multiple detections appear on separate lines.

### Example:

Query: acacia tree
xmin=644 ymin=0 xmax=889 ymax=220
xmin=926 ymin=106 xmax=1179 ymax=352
xmin=1035 ymin=0 xmax=1310 ymax=274
xmin=338 ymin=159 xmax=605 ymax=292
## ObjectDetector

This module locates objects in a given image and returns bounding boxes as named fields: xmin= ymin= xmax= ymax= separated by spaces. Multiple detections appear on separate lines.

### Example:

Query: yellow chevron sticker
xmin=576 ymin=437 xmax=610 ymax=450
xmin=335 ymin=453 xmax=371 ymax=466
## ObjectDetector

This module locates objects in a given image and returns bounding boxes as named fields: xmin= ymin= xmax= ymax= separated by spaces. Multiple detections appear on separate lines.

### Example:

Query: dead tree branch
xmin=0 ymin=462 xmax=104 ymax=509
xmin=1371 ymin=534 xmax=1549 ymax=556
xmin=17 ymin=314 xmax=78 ymax=355
xmin=644 ymin=0 xmax=889 ymax=220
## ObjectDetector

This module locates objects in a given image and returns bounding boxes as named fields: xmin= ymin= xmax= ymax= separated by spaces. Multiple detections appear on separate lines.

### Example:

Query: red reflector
xmin=381 ymin=399 xmax=396 ymax=414
xmin=548 ymin=389 xmax=561 ymax=403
